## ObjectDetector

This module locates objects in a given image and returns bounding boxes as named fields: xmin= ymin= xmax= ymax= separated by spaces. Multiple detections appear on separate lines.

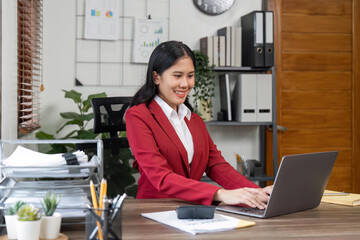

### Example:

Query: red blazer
xmin=125 ymin=100 xmax=258 ymax=205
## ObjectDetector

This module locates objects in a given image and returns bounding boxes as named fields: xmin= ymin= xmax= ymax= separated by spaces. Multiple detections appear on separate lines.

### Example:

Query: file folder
xmin=200 ymin=36 xmax=213 ymax=66
xmin=213 ymin=36 xmax=219 ymax=67
xmin=257 ymin=74 xmax=272 ymax=122
xmin=241 ymin=11 xmax=264 ymax=67
xmin=264 ymin=11 xmax=274 ymax=67
xmin=233 ymin=74 xmax=257 ymax=122
xmin=217 ymin=26 xmax=231 ymax=66
xmin=218 ymin=36 xmax=226 ymax=67
xmin=231 ymin=26 xmax=236 ymax=67
xmin=234 ymin=27 xmax=242 ymax=67
xmin=219 ymin=74 xmax=232 ymax=121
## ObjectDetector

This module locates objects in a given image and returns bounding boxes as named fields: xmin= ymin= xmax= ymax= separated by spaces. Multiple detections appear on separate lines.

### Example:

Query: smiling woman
xmin=153 ymin=56 xmax=195 ymax=111
xmin=125 ymin=41 xmax=272 ymax=208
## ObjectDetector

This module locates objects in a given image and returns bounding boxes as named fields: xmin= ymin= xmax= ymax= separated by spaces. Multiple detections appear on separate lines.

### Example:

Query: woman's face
xmin=154 ymin=56 xmax=195 ymax=111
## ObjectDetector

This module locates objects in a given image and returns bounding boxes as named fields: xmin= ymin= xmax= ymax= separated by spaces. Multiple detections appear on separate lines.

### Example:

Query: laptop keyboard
xmin=238 ymin=207 xmax=265 ymax=215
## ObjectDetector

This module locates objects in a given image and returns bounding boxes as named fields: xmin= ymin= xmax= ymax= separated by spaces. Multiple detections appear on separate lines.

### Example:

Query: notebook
xmin=217 ymin=151 xmax=338 ymax=218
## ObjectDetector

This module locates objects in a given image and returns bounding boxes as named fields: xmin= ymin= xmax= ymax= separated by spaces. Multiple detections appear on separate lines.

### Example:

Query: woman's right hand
xmin=213 ymin=187 xmax=270 ymax=209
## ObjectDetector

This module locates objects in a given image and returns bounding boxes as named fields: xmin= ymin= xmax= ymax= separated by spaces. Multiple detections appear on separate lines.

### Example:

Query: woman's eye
xmin=188 ymin=74 xmax=194 ymax=78
xmin=174 ymin=75 xmax=181 ymax=78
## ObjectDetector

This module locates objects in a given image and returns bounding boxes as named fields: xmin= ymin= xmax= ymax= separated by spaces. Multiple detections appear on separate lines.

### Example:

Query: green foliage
xmin=17 ymin=204 xmax=41 ymax=221
xmin=41 ymin=192 xmax=60 ymax=216
xmin=36 ymin=89 xmax=138 ymax=198
xmin=192 ymin=50 xmax=215 ymax=117
xmin=6 ymin=201 xmax=26 ymax=216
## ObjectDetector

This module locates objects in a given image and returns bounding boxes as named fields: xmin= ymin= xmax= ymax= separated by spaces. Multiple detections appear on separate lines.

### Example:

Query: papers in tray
xmin=2 ymin=146 xmax=88 ymax=166
xmin=142 ymin=210 xmax=255 ymax=235
xmin=0 ymin=146 xmax=99 ymax=177
xmin=3 ymin=188 xmax=90 ymax=218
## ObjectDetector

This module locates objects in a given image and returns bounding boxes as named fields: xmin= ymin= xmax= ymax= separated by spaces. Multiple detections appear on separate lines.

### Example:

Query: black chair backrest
xmin=90 ymin=97 xmax=132 ymax=155
xmin=91 ymin=97 xmax=132 ymax=137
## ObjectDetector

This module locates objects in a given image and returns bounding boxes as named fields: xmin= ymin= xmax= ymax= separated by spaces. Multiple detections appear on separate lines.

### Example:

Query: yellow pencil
xmin=104 ymin=179 xmax=107 ymax=199
xmin=99 ymin=179 xmax=106 ymax=210
xmin=90 ymin=180 xmax=103 ymax=240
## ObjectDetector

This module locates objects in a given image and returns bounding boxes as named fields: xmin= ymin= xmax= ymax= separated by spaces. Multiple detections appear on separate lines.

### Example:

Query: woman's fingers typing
xmin=214 ymin=187 xmax=269 ymax=209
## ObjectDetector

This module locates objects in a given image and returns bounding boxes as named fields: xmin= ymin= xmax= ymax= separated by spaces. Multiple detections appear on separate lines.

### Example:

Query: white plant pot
xmin=40 ymin=212 xmax=62 ymax=239
xmin=198 ymin=99 xmax=212 ymax=121
xmin=16 ymin=219 xmax=42 ymax=240
xmin=5 ymin=215 xmax=17 ymax=239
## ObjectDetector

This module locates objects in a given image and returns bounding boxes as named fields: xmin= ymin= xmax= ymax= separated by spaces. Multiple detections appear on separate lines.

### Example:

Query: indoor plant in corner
xmin=40 ymin=192 xmax=61 ymax=239
xmin=16 ymin=204 xmax=42 ymax=240
xmin=192 ymin=50 xmax=215 ymax=121
xmin=5 ymin=200 xmax=26 ymax=239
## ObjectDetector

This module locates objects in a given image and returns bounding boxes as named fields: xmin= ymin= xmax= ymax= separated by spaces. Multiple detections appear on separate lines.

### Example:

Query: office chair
xmin=91 ymin=97 xmax=132 ymax=155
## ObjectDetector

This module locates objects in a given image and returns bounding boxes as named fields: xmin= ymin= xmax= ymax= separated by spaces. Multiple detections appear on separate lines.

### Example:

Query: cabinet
xmin=207 ymin=66 xmax=278 ymax=187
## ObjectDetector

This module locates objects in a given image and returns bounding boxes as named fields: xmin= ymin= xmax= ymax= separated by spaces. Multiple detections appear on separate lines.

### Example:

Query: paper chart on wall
xmin=84 ymin=0 xmax=120 ymax=40
xmin=133 ymin=18 xmax=168 ymax=63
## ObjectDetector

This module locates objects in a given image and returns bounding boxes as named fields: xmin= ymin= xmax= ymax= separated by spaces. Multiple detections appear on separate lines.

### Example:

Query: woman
xmin=126 ymin=41 xmax=272 ymax=208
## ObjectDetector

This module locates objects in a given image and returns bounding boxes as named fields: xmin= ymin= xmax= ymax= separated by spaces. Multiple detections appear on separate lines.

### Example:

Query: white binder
xmin=233 ymin=74 xmax=257 ymax=122
xmin=257 ymin=74 xmax=272 ymax=122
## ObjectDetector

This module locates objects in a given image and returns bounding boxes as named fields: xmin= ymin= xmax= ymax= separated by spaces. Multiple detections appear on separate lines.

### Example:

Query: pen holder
xmin=85 ymin=195 xmax=124 ymax=240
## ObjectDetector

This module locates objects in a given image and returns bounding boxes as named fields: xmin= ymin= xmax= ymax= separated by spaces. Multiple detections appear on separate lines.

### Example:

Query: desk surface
xmin=60 ymin=198 xmax=360 ymax=240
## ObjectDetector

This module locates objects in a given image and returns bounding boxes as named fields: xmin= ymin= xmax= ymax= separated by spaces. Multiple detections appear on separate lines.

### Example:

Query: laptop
xmin=216 ymin=151 xmax=338 ymax=218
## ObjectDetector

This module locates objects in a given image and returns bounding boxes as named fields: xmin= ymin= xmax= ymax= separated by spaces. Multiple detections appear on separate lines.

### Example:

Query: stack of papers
xmin=0 ymin=146 xmax=99 ymax=177
xmin=3 ymin=188 xmax=90 ymax=218
xmin=2 ymin=146 xmax=88 ymax=166
xmin=142 ymin=210 xmax=255 ymax=235
xmin=322 ymin=190 xmax=360 ymax=206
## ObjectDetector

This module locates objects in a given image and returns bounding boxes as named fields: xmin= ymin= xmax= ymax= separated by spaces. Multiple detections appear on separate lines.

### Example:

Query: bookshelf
xmin=208 ymin=66 xmax=277 ymax=187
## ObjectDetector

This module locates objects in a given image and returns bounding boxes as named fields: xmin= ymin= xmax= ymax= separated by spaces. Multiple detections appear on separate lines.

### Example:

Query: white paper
xmin=4 ymin=188 xmax=90 ymax=218
xmin=84 ymin=0 xmax=120 ymax=40
xmin=132 ymin=18 xmax=168 ymax=63
xmin=2 ymin=146 xmax=88 ymax=167
xmin=142 ymin=210 xmax=253 ymax=235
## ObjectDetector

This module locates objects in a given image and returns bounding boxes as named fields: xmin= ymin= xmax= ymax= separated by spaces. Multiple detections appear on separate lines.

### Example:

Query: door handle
xmin=267 ymin=125 xmax=288 ymax=133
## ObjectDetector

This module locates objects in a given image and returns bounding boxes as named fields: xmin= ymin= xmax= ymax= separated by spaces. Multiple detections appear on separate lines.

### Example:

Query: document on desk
xmin=142 ymin=210 xmax=255 ymax=235
xmin=321 ymin=190 xmax=360 ymax=206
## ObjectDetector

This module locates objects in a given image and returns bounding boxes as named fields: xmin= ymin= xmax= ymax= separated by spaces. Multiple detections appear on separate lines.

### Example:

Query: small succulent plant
xmin=6 ymin=200 xmax=26 ymax=215
xmin=17 ymin=204 xmax=41 ymax=221
xmin=41 ymin=192 xmax=60 ymax=216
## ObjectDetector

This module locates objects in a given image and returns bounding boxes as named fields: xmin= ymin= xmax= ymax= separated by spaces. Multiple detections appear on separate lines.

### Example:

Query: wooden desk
xmin=60 ymin=198 xmax=360 ymax=239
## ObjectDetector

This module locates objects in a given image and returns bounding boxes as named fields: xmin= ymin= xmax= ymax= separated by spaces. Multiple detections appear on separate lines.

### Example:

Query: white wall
xmin=2 ymin=0 xmax=262 ymax=168
xmin=1 ymin=0 xmax=18 ymax=140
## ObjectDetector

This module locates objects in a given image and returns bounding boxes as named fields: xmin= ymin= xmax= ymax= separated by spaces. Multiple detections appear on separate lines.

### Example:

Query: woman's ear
xmin=153 ymin=71 xmax=159 ymax=85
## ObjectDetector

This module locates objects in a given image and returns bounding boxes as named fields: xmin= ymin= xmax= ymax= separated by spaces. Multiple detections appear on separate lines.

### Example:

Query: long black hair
xmin=130 ymin=41 xmax=195 ymax=111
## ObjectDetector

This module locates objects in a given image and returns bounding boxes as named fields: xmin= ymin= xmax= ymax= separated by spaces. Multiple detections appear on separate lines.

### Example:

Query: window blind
xmin=17 ymin=0 xmax=43 ymax=135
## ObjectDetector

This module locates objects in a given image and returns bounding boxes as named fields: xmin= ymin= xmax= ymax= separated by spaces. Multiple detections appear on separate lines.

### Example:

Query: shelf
xmin=205 ymin=121 xmax=273 ymax=126
xmin=214 ymin=66 xmax=273 ymax=73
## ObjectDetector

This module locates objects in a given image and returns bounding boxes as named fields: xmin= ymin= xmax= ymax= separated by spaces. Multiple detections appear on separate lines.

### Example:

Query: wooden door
xmin=266 ymin=0 xmax=360 ymax=193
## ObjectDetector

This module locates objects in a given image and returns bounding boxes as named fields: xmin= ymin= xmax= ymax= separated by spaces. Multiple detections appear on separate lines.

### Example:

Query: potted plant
xmin=192 ymin=50 xmax=215 ymax=121
xmin=40 ymin=192 xmax=61 ymax=239
xmin=16 ymin=204 xmax=42 ymax=240
xmin=4 ymin=200 xmax=26 ymax=239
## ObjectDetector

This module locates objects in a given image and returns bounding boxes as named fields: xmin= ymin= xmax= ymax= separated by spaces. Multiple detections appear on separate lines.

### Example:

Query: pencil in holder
xmin=86 ymin=194 xmax=126 ymax=240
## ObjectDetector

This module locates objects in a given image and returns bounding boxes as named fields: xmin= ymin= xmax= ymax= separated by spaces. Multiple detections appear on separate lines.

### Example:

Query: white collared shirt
xmin=154 ymin=95 xmax=194 ymax=165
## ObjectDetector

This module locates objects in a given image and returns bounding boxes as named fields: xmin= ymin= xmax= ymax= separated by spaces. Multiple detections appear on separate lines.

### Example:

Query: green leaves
xmin=63 ymin=89 xmax=82 ymax=104
xmin=83 ymin=92 xmax=107 ymax=112
xmin=6 ymin=201 xmax=26 ymax=215
xmin=41 ymin=192 xmax=60 ymax=216
xmin=17 ymin=204 xmax=41 ymax=221
xmin=192 ymin=50 xmax=215 ymax=118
